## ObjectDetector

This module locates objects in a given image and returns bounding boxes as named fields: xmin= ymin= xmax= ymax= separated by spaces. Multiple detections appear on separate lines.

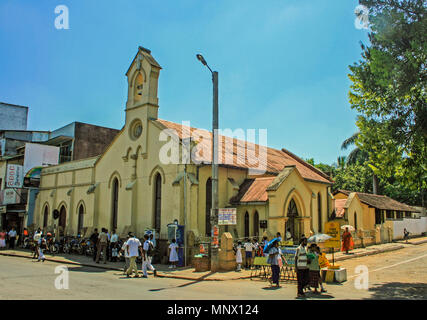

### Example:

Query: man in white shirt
xmin=121 ymin=235 xmax=130 ymax=274
xmin=8 ymin=228 xmax=17 ymax=249
xmin=33 ymin=228 xmax=42 ymax=259
xmin=244 ymin=238 xmax=255 ymax=269
xmin=142 ymin=234 xmax=157 ymax=278
xmin=126 ymin=233 xmax=142 ymax=278
xmin=109 ymin=230 xmax=119 ymax=262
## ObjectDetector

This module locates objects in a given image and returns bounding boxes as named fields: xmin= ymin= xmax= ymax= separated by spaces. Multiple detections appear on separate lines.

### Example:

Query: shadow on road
xmin=364 ymin=282 xmax=427 ymax=300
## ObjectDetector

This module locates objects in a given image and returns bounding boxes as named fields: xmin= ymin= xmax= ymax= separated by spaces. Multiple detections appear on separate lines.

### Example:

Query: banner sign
xmin=23 ymin=143 xmax=59 ymax=176
xmin=0 ymin=189 xmax=21 ymax=205
xmin=218 ymin=208 xmax=237 ymax=225
xmin=6 ymin=164 xmax=24 ymax=188
xmin=324 ymin=221 xmax=341 ymax=248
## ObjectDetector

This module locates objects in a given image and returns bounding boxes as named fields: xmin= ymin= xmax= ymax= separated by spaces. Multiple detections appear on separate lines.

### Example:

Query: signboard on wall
xmin=324 ymin=221 xmax=341 ymax=248
xmin=218 ymin=208 xmax=237 ymax=225
xmin=0 ymin=189 xmax=21 ymax=205
xmin=6 ymin=164 xmax=24 ymax=188
xmin=23 ymin=143 xmax=60 ymax=176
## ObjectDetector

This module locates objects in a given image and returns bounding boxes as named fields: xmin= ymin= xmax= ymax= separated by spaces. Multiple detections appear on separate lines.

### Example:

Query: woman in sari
xmin=341 ymin=227 xmax=354 ymax=254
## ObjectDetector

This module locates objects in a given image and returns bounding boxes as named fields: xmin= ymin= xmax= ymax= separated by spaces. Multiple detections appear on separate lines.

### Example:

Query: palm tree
xmin=341 ymin=132 xmax=369 ymax=165
xmin=341 ymin=132 xmax=379 ymax=194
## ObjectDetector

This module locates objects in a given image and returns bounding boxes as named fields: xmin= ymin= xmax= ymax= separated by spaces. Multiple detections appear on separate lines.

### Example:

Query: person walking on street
xmin=96 ymin=228 xmax=108 ymax=264
xmin=168 ymin=238 xmax=179 ymax=269
xmin=110 ymin=230 xmax=119 ymax=262
xmin=307 ymin=244 xmax=320 ymax=294
xmin=403 ymin=228 xmax=410 ymax=243
xmin=90 ymin=228 xmax=99 ymax=262
xmin=267 ymin=239 xmax=283 ymax=287
xmin=244 ymin=238 xmax=255 ymax=269
xmin=295 ymin=236 xmax=310 ymax=298
xmin=315 ymin=245 xmax=327 ymax=293
xmin=126 ymin=233 xmax=142 ymax=278
xmin=8 ymin=227 xmax=17 ymax=250
xmin=0 ymin=229 xmax=7 ymax=250
xmin=120 ymin=234 xmax=131 ymax=274
xmin=341 ymin=227 xmax=354 ymax=254
xmin=37 ymin=235 xmax=46 ymax=262
xmin=33 ymin=228 xmax=42 ymax=259
xmin=142 ymin=234 xmax=157 ymax=277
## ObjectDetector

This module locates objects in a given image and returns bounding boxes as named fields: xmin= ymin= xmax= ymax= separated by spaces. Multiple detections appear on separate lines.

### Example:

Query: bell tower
xmin=125 ymin=46 xmax=162 ymax=125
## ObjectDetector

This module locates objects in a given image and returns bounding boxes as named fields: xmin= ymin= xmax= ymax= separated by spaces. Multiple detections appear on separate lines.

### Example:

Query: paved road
xmin=1 ymin=243 xmax=426 ymax=300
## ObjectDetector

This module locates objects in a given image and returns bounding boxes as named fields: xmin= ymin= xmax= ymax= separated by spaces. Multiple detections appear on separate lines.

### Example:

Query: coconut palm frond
xmin=341 ymin=132 xmax=360 ymax=150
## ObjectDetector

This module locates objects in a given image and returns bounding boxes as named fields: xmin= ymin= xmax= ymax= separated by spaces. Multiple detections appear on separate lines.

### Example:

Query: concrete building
xmin=33 ymin=47 xmax=335 ymax=264
xmin=0 ymin=114 xmax=119 ymax=236
xmin=0 ymin=102 xmax=28 ymax=131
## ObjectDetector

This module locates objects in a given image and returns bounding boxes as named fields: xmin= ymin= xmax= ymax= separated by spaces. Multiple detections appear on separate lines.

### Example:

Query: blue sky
xmin=0 ymin=0 xmax=369 ymax=165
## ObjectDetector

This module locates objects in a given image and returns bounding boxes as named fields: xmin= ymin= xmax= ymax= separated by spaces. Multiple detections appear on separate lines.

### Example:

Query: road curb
xmin=0 ymin=251 xmax=253 ymax=281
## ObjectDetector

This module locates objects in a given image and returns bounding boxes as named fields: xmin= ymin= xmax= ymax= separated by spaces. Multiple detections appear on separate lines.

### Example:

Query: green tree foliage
xmin=349 ymin=0 xmax=426 ymax=204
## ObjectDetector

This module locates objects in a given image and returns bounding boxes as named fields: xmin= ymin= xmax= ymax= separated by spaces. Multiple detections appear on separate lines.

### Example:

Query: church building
xmin=34 ymin=47 xmax=334 ymax=248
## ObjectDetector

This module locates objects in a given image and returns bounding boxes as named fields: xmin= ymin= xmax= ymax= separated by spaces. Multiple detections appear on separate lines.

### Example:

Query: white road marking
xmin=348 ymin=253 xmax=427 ymax=279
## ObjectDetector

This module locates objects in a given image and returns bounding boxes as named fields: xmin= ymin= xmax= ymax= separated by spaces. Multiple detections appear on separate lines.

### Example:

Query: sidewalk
xmin=395 ymin=236 xmax=427 ymax=245
xmin=325 ymin=242 xmax=405 ymax=263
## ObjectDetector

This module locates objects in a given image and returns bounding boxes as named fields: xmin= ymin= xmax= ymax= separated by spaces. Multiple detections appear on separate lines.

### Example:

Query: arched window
xmin=286 ymin=199 xmax=299 ymax=240
xmin=43 ymin=205 xmax=49 ymax=228
xmin=244 ymin=212 xmax=250 ymax=238
xmin=318 ymin=193 xmax=322 ymax=233
xmin=77 ymin=204 xmax=84 ymax=234
xmin=154 ymin=173 xmax=162 ymax=232
xmin=112 ymin=178 xmax=119 ymax=230
xmin=59 ymin=205 xmax=67 ymax=230
xmin=354 ymin=212 xmax=357 ymax=230
xmin=253 ymin=211 xmax=259 ymax=237
xmin=205 ymin=178 xmax=212 ymax=236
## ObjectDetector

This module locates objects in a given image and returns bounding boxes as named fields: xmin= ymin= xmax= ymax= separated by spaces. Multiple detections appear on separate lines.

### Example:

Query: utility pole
xmin=211 ymin=70 xmax=219 ymax=271
xmin=196 ymin=54 xmax=220 ymax=271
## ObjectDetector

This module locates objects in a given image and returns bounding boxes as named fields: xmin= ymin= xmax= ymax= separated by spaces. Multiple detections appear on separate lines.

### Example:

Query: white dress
xmin=169 ymin=243 xmax=179 ymax=262
xmin=235 ymin=245 xmax=243 ymax=264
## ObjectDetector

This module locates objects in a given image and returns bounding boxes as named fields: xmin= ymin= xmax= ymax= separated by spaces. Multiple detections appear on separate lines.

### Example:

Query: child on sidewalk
xmin=234 ymin=241 xmax=243 ymax=271
xmin=168 ymin=239 xmax=179 ymax=269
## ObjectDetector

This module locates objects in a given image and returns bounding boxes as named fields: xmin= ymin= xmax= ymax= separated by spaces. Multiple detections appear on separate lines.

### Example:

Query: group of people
xmin=118 ymin=233 xmax=179 ymax=278
xmin=234 ymin=232 xmax=329 ymax=298
xmin=0 ymin=227 xmax=18 ymax=250
xmin=89 ymin=228 xmax=121 ymax=264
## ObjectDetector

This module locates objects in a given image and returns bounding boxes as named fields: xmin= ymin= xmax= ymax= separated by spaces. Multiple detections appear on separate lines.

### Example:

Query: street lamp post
xmin=196 ymin=54 xmax=219 ymax=271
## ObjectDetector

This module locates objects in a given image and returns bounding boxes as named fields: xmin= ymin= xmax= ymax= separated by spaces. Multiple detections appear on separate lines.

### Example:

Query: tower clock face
xmin=130 ymin=119 xmax=143 ymax=140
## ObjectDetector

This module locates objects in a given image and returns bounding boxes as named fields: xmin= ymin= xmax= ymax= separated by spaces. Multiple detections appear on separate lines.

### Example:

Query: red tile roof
xmin=230 ymin=177 xmax=275 ymax=203
xmin=334 ymin=199 xmax=347 ymax=218
xmin=336 ymin=190 xmax=416 ymax=212
xmin=155 ymin=119 xmax=333 ymax=184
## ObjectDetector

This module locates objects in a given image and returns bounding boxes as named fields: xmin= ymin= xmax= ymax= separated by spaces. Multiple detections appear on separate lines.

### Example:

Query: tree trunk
xmin=373 ymin=174 xmax=379 ymax=195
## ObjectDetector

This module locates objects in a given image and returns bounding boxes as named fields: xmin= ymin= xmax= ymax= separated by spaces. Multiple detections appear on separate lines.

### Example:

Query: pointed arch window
xmin=154 ymin=173 xmax=162 ymax=232
xmin=253 ymin=211 xmax=259 ymax=237
xmin=354 ymin=212 xmax=357 ymax=230
xmin=244 ymin=212 xmax=250 ymax=238
xmin=112 ymin=178 xmax=119 ymax=230
xmin=78 ymin=204 xmax=84 ymax=234
xmin=59 ymin=205 xmax=67 ymax=232
xmin=43 ymin=206 xmax=49 ymax=228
